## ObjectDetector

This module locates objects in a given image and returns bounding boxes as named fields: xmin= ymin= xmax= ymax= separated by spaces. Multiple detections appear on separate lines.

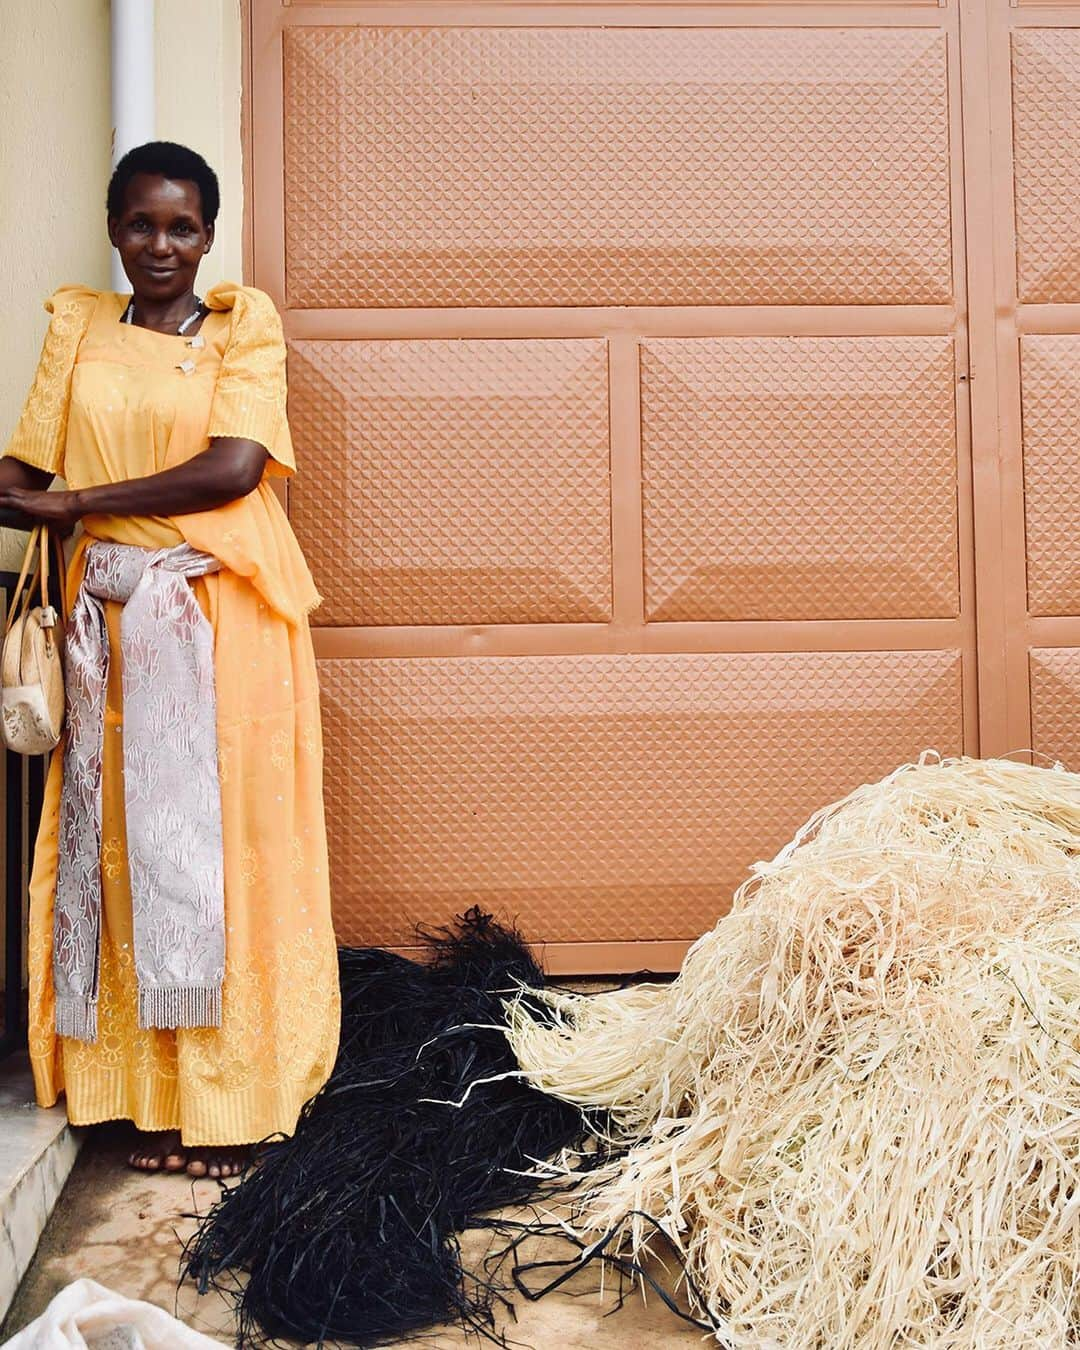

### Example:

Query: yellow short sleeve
xmin=4 ymin=287 xmax=98 ymax=476
xmin=207 ymin=286 xmax=296 ymax=477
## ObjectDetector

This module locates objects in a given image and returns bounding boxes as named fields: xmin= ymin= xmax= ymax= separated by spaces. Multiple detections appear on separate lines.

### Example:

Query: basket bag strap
xmin=4 ymin=525 xmax=64 ymax=650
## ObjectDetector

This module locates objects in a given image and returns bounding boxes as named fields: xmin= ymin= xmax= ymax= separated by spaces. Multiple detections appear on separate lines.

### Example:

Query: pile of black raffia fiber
xmin=182 ymin=909 xmax=588 ymax=1348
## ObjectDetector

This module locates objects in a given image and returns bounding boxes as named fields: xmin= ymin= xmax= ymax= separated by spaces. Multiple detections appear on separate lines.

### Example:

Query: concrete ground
xmin=2 ymin=1123 xmax=704 ymax=1349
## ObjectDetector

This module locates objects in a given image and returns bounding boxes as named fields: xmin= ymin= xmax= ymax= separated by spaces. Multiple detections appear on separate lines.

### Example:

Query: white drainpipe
xmin=110 ymin=0 xmax=155 ymax=291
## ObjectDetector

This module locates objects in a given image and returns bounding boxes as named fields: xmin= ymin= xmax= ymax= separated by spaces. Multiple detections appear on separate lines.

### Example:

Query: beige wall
xmin=0 ymin=0 xmax=113 ymax=462
xmin=155 ymin=0 xmax=244 ymax=290
xmin=0 ymin=0 xmax=243 ymax=565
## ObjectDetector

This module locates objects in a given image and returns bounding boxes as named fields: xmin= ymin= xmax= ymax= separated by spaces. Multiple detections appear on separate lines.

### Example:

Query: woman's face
xmin=107 ymin=173 xmax=214 ymax=301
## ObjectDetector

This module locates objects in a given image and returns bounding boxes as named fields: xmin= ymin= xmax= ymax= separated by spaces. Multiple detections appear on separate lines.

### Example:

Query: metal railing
xmin=0 ymin=510 xmax=58 ymax=1058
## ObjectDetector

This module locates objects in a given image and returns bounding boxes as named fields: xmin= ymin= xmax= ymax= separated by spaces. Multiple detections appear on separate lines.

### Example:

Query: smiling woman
xmin=0 ymin=141 xmax=340 ymax=1181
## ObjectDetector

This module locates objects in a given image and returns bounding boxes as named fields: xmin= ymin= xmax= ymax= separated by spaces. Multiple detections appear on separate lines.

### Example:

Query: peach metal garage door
xmin=984 ymin=6 xmax=1080 ymax=777
xmin=244 ymin=0 xmax=1072 ymax=972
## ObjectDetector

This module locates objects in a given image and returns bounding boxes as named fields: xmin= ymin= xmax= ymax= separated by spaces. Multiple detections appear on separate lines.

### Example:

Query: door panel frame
xmin=244 ymin=0 xmax=1025 ymax=967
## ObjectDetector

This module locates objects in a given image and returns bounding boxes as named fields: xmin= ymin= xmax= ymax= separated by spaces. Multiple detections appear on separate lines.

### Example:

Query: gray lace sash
xmin=54 ymin=541 xmax=225 ymax=1042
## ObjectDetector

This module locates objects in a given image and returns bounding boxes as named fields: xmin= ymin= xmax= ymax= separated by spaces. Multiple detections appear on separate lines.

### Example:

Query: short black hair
xmin=106 ymin=141 xmax=220 ymax=227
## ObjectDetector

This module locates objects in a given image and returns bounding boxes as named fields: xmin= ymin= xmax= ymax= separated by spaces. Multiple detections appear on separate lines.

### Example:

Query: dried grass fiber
xmin=507 ymin=755 xmax=1080 ymax=1348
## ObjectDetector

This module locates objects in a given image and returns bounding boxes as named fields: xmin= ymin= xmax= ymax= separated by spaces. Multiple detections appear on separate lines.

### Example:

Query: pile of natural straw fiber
xmin=507 ymin=755 xmax=1080 ymax=1348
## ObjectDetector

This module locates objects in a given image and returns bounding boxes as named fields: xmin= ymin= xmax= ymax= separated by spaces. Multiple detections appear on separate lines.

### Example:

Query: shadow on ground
xmin=3 ymin=1122 xmax=701 ymax=1349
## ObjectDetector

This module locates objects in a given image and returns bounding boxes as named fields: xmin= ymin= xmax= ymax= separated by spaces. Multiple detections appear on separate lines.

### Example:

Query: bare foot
xmin=127 ymin=1129 xmax=187 ymax=1173
xmin=186 ymin=1146 xmax=251 ymax=1180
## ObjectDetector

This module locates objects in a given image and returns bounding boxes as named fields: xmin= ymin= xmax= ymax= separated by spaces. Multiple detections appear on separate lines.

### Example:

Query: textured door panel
xmin=320 ymin=651 xmax=963 ymax=954
xmin=641 ymin=337 xmax=960 ymax=622
xmin=288 ymin=338 xmax=612 ymax=627
xmin=1012 ymin=31 xmax=1080 ymax=303
xmin=281 ymin=24 xmax=952 ymax=309
xmin=1020 ymin=337 xmax=1080 ymax=617
xmin=1030 ymin=650 xmax=1080 ymax=769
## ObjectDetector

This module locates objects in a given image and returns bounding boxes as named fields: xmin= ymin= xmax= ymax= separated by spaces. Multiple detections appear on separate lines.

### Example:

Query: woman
xmin=0 ymin=141 xmax=340 ymax=1177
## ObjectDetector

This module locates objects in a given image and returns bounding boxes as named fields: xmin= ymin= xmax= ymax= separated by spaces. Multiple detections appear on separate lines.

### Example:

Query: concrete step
xmin=0 ymin=1054 xmax=81 ymax=1322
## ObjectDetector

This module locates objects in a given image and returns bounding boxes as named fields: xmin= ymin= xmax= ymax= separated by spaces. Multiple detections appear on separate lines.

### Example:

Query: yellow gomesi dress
xmin=4 ymin=282 xmax=340 ymax=1145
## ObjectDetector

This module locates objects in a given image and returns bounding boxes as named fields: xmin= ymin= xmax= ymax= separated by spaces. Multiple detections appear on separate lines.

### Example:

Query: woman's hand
xmin=0 ymin=487 xmax=84 ymax=536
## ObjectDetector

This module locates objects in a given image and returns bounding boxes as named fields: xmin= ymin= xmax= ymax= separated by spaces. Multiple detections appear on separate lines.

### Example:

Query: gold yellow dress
xmin=4 ymin=282 xmax=340 ymax=1145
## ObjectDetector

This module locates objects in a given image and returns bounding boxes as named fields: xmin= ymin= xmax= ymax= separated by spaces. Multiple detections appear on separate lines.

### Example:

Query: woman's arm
xmin=0 ymin=457 xmax=55 ymax=493
xmin=0 ymin=438 xmax=269 ymax=532
xmin=0 ymin=457 xmax=56 ymax=531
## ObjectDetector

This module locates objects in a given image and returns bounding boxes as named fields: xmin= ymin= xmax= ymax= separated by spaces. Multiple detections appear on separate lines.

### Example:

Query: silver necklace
xmin=122 ymin=296 xmax=205 ymax=334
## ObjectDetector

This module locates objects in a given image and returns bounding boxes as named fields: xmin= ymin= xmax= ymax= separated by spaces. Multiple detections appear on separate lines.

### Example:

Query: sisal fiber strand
xmin=506 ymin=755 xmax=1080 ymax=1349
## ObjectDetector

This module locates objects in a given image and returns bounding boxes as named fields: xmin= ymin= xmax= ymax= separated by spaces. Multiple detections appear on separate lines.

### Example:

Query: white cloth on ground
xmin=2 ymin=1278 xmax=226 ymax=1349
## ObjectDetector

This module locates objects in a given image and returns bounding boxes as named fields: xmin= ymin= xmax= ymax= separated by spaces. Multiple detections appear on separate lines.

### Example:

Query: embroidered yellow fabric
xmin=10 ymin=284 xmax=339 ymax=1145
